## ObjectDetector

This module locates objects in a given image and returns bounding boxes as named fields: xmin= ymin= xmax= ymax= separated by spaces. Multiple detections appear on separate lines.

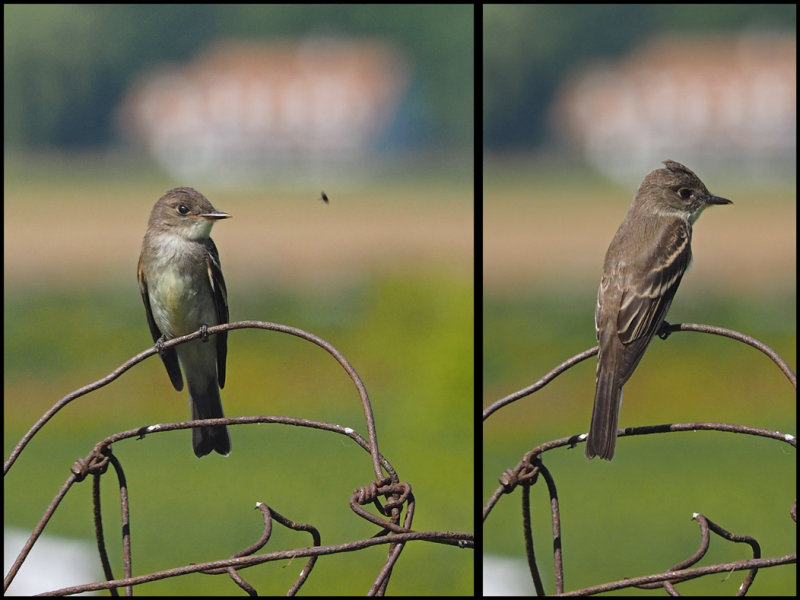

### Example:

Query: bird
xmin=586 ymin=161 xmax=732 ymax=460
xmin=138 ymin=187 xmax=232 ymax=457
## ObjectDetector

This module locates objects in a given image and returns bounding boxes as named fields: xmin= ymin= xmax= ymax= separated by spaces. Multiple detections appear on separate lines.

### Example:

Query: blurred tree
xmin=483 ymin=3 xmax=796 ymax=150
xmin=3 ymin=4 xmax=472 ymax=150
xmin=4 ymin=4 xmax=218 ymax=147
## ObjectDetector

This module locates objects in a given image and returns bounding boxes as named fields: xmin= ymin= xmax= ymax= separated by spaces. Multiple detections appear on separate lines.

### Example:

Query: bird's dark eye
xmin=678 ymin=188 xmax=692 ymax=199
xmin=177 ymin=204 xmax=190 ymax=215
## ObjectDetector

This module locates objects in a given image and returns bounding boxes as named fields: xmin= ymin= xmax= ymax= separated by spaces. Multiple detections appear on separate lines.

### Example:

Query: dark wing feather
xmin=614 ymin=220 xmax=692 ymax=383
xmin=204 ymin=238 xmax=229 ymax=388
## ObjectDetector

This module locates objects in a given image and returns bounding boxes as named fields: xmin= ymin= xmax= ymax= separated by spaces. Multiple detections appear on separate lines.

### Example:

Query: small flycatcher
xmin=138 ymin=187 xmax=231 ymax=457
xmin=586 ymin=161 xmax=731 ymax=461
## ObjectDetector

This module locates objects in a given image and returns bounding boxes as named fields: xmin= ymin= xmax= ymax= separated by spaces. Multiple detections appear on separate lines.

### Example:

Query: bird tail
xmin=189 ymin=380 xmax=231 ymax=457
xmin=585 ymin=369 xmax=622 ymax=460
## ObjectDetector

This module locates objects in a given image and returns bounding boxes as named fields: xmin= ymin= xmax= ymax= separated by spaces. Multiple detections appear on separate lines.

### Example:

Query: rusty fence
xmin=483 ymin=322 xmax=796 ymax=596
xmin=5 ymin=321 xmax=473 ymax=595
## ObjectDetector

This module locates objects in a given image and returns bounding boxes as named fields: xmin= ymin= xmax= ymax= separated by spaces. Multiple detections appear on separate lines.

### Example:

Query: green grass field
xmin=5 ymin=153 xmax=794 ymax=594
xmin=483 ymin=156 xmax=796 ymax=595
xmin=4 ymin=154 xmax=474 ymax=595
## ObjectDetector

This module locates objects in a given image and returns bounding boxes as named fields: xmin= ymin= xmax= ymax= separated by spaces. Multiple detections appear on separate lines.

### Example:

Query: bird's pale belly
xmin=147 ymin=268 xmax=216 ymax=338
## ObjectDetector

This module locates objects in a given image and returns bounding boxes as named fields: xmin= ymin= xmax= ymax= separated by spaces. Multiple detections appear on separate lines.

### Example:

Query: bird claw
xmin=657 ymin=320 xmax=673 ymax=340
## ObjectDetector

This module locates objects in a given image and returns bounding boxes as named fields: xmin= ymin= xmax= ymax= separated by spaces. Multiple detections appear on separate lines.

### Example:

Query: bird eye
xmin=177 ymin=204 xmax=190 ymax=215
xmin=678 ymin=188 xmax=692 ymax=199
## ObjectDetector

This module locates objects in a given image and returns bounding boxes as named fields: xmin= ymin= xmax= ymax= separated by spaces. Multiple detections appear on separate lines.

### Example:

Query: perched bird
xmin=587 ymin=161 xmax=731 ymax=460
xmin=138 ymin=187 xmax=231 ymax=457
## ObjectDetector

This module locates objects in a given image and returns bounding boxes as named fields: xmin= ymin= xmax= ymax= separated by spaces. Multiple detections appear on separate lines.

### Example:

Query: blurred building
xmin=118 ymin=38 xmax=409 ymax=183
xmin=550 ymin=34 xmax=796 ymax=180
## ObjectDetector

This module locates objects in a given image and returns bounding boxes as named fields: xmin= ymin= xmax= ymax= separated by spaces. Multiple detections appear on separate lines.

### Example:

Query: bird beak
xmin=706 ymin=195 xmax=732 ymax=205
xmin=201 ymin=211 xmax=231 ymax=219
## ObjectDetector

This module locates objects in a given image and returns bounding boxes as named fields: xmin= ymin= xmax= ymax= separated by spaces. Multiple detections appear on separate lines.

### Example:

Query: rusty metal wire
xmin=4 ymin=321 xmax=473 ymax=595
xmin=483 ymin=322 xmax=796 ymax=595
xmin=483 ymin=321 xmax=796 ymax=421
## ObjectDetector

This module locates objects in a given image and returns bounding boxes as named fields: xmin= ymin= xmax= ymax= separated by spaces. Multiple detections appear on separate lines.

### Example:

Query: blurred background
xmin=4 ymin=4 xmax=473 ymax=595
xmin=483 ymin=4 xmax=795 ymax=596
